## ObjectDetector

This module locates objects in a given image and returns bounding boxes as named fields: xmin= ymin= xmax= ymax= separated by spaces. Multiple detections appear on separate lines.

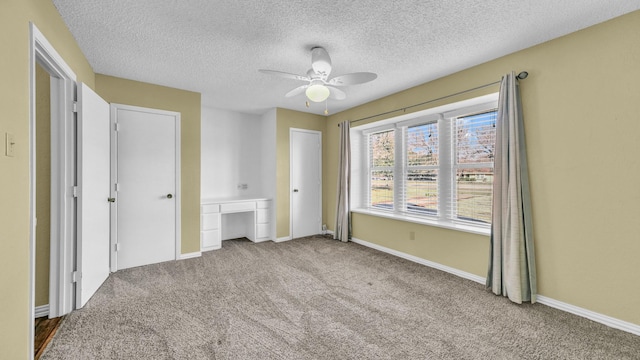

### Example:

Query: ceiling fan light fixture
xmin=306 ymin=83 xmax=330 ymax=102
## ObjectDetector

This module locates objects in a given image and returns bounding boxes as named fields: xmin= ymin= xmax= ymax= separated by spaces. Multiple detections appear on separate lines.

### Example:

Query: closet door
xmin=111 ymin=104 xmax=180 ymax=270
xmin=290 ymin=128 xmax=322 ymax=238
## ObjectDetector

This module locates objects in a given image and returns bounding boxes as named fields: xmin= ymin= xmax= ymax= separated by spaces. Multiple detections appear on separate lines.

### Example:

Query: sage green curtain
xmin=334 ymin=121 xmax=351 ymax=242
xmin=487 ymin=72 xmax=537 ymax=304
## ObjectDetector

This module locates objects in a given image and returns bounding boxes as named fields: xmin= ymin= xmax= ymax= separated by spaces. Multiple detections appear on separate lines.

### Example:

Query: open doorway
xmin=29 ymin=23 xmax=78 ymax=359
xmin=34 ymin=62 xmax=51 ymax=317
xmin=33 ymin=62 xmax=62 ymax=360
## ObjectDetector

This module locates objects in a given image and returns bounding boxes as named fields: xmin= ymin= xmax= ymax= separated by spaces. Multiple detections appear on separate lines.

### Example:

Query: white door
xmin=76 ymin=83 xmax=111 ymax=308
xmin=111 ymin=105 xmax=180 ymax=270
xmin=290 ymin=129 xmax=322 ymax=238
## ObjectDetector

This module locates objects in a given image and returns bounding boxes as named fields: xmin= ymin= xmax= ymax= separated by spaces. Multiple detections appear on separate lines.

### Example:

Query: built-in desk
xmin=200 ymin=197 xmax=272 ymax=251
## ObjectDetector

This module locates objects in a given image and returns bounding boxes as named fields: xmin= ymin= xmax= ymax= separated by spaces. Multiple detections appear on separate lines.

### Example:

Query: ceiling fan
xmin=259 ymin=46 xmax=377 ymax=104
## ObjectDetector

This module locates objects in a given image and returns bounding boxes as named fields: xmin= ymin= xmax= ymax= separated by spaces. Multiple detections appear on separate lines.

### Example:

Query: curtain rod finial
xmin=517 ymin=71 xmax=528 ymax=80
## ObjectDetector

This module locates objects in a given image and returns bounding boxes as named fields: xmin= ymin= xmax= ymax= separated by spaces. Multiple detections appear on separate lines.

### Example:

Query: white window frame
xmin=352 ymin=93 xmax=499 ymax=236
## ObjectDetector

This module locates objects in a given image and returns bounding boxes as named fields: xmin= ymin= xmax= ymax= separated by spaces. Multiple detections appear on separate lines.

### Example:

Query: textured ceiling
xmin=51 ymin=0 xmax=640 ymax=116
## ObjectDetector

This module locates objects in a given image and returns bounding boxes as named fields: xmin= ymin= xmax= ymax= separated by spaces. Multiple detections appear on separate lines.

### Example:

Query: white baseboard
xmin=536 ymin=295 xmax=640 ymax=336
xmin=34 ymin=304 xmax=49 ymax=318
xmin=351 ymin=237 xmax=485 ymax=284
xmin=274 ymin=236 xmax=292 ymax=243
xmin=179 ymin=251 xmax=201 ymax=260
xmin=350 ymin=237 xmax=640 ymax=336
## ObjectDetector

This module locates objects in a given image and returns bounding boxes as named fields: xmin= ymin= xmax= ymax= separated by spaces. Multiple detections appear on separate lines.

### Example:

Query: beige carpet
xmin=42 ymin=235 xmax=640 ymax=359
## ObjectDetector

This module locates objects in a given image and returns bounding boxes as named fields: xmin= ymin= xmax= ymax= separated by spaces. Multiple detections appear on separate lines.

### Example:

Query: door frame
xmin=289 ymin=128 xmax=322 ymax=239
xmin=29 ymin=23 xmax=78 ymax=358
xmin=109 ymin=103 xmax=182 ymax=272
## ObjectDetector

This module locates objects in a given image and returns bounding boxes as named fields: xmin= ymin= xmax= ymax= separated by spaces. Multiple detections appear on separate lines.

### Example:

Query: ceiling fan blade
xmin=311 ymin=47 xmax=332 ymax=79
xmin=285 ymin=85 xmax=309 ymax=98
xmin=327 ymin=72 xmax=377 ymax=86
xmin=259 ymin=69 xmax=310 ymax=82
xmin=327 ymin=86 xmax=346 ymax=100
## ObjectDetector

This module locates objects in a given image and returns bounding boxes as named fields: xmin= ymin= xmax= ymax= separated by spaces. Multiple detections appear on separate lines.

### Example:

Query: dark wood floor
xmin=34 ymin=316 xmax=63 ymax=360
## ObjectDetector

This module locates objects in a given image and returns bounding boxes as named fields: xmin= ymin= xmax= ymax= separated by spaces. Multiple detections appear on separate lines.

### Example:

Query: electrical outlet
xmin=5 ymin=132 xmax=15 ymax=157
xmin=409 ymin=231 xmax=415 ymax=240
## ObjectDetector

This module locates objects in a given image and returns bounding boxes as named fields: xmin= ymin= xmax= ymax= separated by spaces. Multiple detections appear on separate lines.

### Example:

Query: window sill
xmin=351 ymin=208 xmax=491 ymax=236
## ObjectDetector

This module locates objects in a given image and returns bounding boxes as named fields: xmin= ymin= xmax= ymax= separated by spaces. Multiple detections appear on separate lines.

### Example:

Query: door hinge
xmin=72 ymin=101 xmax=78 ymax=113
xmin=71 ymin=271 xmax=79 ymax=283
xmin=115 ymin=243 xmax=121 ymax=252
xmin=115 ymin=183 xmax=120 ymax=192
xmin=72 ymin=186 xmax=79 ymax=198
xmin=114 ymin=122 xmax=120 ymax=131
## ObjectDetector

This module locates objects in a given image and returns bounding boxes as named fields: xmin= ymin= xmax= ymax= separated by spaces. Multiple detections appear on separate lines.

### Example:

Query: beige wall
xmin=95 ymin=74 xmax=202 ymax=254
xmin=276 ymin=108 xmax=326 ymax=238
xmin=326 ymin=11 xmax=640 ymax=326
xmin=0 ymin=0 xmax=95 ymax=357
xmin=35 ymin=64 xmax=51 ymax=307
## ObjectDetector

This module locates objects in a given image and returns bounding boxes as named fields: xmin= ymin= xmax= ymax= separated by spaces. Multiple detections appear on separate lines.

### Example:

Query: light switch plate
xmin=5 ymin=132 xmax=15 ymax=157
xmin=4 ymin=133 xmax=16 ymax=157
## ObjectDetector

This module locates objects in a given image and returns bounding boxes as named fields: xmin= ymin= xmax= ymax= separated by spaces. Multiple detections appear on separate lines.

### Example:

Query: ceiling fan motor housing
xmin=311 ymin=47 xmax=332 ymax=79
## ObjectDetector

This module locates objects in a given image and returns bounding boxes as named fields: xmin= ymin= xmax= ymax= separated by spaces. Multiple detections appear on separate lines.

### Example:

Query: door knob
xmin=107 ymin=197 xmax=116 ymax=203
xmin=167 ymin=194 xmax=173 ymax=199
xmin=293 ymin=189 xmax=299 ymax=192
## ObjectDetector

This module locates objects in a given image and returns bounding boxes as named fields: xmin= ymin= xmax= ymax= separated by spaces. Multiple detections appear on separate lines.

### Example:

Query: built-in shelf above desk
xmin=200 ymin=197 xmax=272 ymax=252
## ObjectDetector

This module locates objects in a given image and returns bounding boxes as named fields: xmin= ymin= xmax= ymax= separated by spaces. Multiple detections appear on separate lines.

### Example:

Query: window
xmin=454 ymin=111 xmax=496 ymax=224
xmin=406 ymin=122 xmax=438 ymax=216
xmin=354 ymin=94 xmax=498 ymax=233
xmin=369 ymin=129 xmax=395 ymax=209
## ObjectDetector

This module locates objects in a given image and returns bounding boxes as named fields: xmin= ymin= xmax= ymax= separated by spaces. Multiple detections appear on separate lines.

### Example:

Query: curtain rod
xmin=340 ymin=71 xmax=528 ymax=126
